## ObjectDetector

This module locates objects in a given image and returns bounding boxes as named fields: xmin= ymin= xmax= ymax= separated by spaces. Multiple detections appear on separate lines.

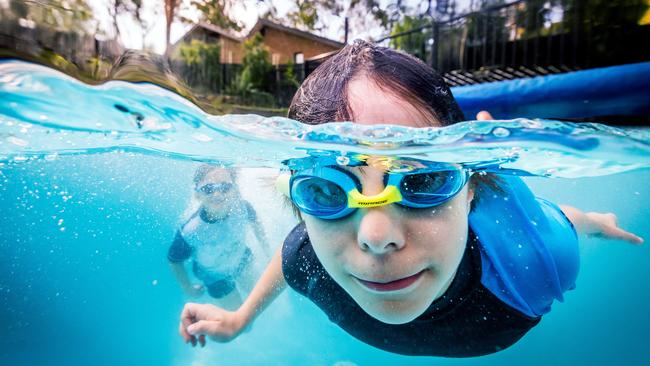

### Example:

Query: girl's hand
xmin=179 ymin=303 xmax=248 ymax=347
xmin=583 ymin=212 xmax=644 ymax=244
xmin=476 ymin=111 xmax=494 ymax=120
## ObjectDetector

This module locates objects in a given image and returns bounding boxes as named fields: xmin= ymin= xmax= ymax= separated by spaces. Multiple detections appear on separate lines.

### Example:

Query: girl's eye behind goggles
xmin=196 ymin=182 xmax=233 ymax=195
xmin=276 ymin=165 xmax=469 ymax=220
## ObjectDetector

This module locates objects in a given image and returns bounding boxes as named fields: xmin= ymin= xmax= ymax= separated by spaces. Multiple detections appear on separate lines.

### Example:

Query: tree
xmin=280 ymin=0 xmax=396 ymax=41
xmin=389 ymin=15 xmax=429 ymax=60
xmin=285 ymin=0 xmax=340 ymax=31
xmin=239 ymin=33 xmax=273 ymax=91
xmin=109 ymin=0 xmax=143 ymax=39
xmin=227 ymin=33 xmax=273 ymax=94
xmin=178 ymin=39 xmax=222 ymax=91
xmin=165 ymin=0 xmax=182 ymax=55
xmin=562 ymin=0 xmax=649 ymax=30
xmin=8 ymin=0 xmax=95 ymax=34
xmin=188 ymin=0 xmax=243 ymax=31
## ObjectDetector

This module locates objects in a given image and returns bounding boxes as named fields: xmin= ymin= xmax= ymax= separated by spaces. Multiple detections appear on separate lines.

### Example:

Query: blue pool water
xmin=0 ymin=61 xmax=649 ymax=365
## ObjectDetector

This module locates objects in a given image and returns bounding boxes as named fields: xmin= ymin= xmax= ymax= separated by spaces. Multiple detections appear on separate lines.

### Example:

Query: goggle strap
xmin=276 ymin=173 xmax=291 ymax=197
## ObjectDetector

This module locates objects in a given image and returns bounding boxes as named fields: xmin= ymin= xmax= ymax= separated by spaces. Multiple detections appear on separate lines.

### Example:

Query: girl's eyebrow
xmin=339 ymin=165 xmax=367 ymax=177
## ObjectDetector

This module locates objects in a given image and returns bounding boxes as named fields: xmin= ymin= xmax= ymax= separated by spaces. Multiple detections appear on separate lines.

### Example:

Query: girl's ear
xmin=466 ymin=186 xmax=475 ymax=212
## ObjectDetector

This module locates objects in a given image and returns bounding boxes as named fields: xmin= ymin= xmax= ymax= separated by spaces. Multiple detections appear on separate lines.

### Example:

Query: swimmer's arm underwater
xmin=475 ymin=111 xmax=643 ymax=245
xmin=559 ymin=205 xmax=643 ymax=244
xmin=251 ymin=220 xmax=271 ymax=258
xmin=179 ymin=246 xmax=287 ymax=347
xmin=169 ymin=262 xmax=205 ymax=297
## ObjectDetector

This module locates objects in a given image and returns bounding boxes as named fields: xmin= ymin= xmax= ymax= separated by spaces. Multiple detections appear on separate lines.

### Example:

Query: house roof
xmin=193 ymin=22 xmax=243 ymax=42
xmin=177 ymin=19 xmax=345 ymax=50
xmin=306 ymin=49 xmax=340 ymax=62
xmin=248 ymin=19 xmax=345 ymax=49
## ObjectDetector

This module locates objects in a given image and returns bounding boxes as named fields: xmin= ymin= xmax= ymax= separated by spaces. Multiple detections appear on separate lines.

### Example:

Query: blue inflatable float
xmin=451 ymin=62 xmax=650 ymax=122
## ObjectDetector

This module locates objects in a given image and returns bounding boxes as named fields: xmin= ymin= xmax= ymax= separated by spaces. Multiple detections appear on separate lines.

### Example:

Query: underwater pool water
xmin=0 ymin=61 xmax=649 ymax=365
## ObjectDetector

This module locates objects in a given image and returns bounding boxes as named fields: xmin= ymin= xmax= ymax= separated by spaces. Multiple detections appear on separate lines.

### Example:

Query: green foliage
xmin=5 ymin=0 xmax=95 ymax=34
xmin=389 ymin=16 xmax=430 ymax=60
xmin=282 ymin=60 xmax=300 ymax=88
xmin=286 ymin=0 xmax=340 ymax=31
xmin=287 ymin=1 xmax=319 ymax=29
xmin=352 ymin=0 xmax=391 ymax=28
xmin=563 ymin=0 xmax=649 ymax=29
xmin=516 ymin=0 xmax=649 ymax=38
xmin=178 ymin=40 xmax=222 ymax=93
xmin=179 ymin=39 xmax=221 ymax=66
xmin=188 ymin=0 xmax=242 ymax=31
xmin=224 ymin=34 xmax=276 ymax=107
xmin=231 ymin=33 xmax=273 ymax=93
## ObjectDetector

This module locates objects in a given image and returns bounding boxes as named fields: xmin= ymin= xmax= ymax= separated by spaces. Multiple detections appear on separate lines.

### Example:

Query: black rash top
xmin=281 ymin=222 xmax=541 ymax=357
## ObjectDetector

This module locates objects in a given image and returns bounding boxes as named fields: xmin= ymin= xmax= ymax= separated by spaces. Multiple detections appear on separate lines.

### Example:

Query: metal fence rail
xmin=376 ymin=0 xmax=650 ymax=86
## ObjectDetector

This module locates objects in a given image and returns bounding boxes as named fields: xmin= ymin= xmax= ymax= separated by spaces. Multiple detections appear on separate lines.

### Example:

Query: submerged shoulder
xmin=470 ymin=176 xmax=580 ymax=317
xmin=282 ymin=222 xmax=324 ymax=295
xmin=179 ymin=211 xmax=202 ymax=234
xmin=239 ymin=199 xmax=258 ymax=221
xmin=282 ymin=222 xmax=310 ymax=258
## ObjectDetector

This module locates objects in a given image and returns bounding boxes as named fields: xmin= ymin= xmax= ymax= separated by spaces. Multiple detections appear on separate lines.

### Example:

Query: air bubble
xmin=492 ymin=127 xmax=510 ymax=137
xmin=7 ymin=136 xmax=28 ymax=147
xmin=336 ymin=156 xmax=350 ymax=166
xmin=191 ymin=133 xmax=213 ymax=142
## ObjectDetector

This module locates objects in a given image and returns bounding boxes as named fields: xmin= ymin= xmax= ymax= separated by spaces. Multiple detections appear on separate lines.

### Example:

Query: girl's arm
xmin=169 ymin=262 xmax=204 ymax=297
xmin=474 ymin=111 xmax=643 ymax=245
xmin=559 ymin=205 xmax=643 ymax=244
xmin=179 ymin=246 xmax=287 ymax=347
xmin=251 ymin=220 xmax=271 ymax=257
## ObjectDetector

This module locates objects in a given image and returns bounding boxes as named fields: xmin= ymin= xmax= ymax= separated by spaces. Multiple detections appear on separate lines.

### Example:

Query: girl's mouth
xmin=355 ymin=270 xmax=425 ymax=293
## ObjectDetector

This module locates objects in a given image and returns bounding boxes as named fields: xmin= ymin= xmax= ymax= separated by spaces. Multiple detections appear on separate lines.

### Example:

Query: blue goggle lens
xmin=290 ymin=167 xmax=467 ymax=219
xmin=291 ymin=176 xmax=348 ymax=216
xmin=399 ymin=170 xmax=465 ymax=206
xmin=197 ymin=182 xmax=233 ymax=195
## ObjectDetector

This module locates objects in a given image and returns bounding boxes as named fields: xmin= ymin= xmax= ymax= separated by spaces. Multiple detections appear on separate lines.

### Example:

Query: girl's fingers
xmin=187 ymin=319 xmax=217 ymax=336
xmin=605 ymin=227 xmax=644 ymax=244
xmin=179 ymin=321 xmax=191 ymax=342
xmin=179 ymin=302 xmax=231 ymax=347
xmin=180 ymin=303 xmax=202 ymax=346
xmin=476 ymin=111 xmax=494 ymax=121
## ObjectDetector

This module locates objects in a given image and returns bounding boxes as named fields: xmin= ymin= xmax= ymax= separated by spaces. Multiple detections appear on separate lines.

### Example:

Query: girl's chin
xmin=361 ymin=302 xmax=428 ymax=325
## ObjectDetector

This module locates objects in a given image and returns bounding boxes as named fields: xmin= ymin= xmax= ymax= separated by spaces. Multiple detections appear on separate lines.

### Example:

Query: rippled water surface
xmin=0 ymin=60 xmax=649 ymax=366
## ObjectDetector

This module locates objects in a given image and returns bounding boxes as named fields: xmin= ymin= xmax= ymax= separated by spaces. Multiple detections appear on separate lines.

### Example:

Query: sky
xmin=87 ymin=0 xmax=477 ymax=54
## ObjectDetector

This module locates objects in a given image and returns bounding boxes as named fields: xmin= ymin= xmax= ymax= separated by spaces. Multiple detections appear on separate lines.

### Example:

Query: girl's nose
xmin=356 ymin=208 xmax=406 ymax=255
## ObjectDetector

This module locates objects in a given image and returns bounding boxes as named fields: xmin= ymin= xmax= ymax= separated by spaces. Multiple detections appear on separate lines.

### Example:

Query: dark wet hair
xmin=193 ymin=164 xmax=237 ymax=187
xmin=288 ymin=39 xmax=465 ymax=126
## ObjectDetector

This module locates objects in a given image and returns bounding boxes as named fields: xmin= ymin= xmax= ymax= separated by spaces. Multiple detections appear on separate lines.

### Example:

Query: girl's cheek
xmin=307 ymin=218 xmax=354 ymax=253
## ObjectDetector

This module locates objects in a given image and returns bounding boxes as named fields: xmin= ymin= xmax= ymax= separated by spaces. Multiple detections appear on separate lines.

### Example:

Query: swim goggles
xmin=196 ymin=182 xmax=233 ymax=195
xmin=276 ymin=164 xmax=469 ymax=220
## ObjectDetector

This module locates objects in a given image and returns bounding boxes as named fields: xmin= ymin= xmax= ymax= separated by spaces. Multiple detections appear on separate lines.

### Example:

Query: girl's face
xmin=302 ymin=76 xmax=473 ymax=324
xmin=195 ymin=169 xmax=237 ymax=212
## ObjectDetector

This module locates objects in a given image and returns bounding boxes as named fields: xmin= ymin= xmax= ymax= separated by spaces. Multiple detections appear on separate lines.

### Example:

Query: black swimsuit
xmin=281 ymin=222 xmax=541 ymax=357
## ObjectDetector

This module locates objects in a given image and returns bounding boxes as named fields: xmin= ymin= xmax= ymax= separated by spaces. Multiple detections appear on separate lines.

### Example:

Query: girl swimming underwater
xmin=177 ymin=40 xmax=642 ymax=357
xmin=168 ymin=165 xmax=269 ymax=309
